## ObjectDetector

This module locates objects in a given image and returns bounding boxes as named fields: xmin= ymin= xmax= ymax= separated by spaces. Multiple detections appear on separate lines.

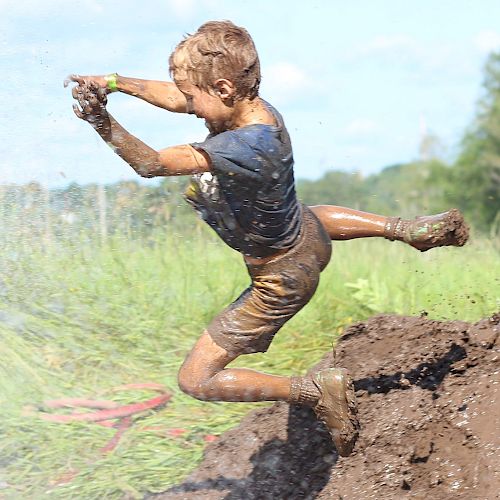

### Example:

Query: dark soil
xmin=155 ymin=314 xmax=499 ymax=500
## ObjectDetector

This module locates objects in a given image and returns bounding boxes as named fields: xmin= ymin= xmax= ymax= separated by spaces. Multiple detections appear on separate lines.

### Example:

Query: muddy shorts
xmin=207 ymin=206 xmax=332 ymax=356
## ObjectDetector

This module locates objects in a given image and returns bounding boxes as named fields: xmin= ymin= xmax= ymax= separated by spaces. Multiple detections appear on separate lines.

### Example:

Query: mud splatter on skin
xmin=155 ymin=314 xmax=499 ymax=500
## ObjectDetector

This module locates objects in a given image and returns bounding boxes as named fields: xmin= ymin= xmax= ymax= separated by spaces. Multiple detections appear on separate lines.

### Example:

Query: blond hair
xmin=169 ymin=20 xmax=261 ymax=100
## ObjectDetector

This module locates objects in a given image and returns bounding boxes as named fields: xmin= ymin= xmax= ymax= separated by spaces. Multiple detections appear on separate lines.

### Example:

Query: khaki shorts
xmin=207 ymin=206 xmax=332 ymax=356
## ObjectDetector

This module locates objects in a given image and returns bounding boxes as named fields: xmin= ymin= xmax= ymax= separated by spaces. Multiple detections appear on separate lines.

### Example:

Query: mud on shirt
xmin=185 ymin=101 xmax=302 ymax=258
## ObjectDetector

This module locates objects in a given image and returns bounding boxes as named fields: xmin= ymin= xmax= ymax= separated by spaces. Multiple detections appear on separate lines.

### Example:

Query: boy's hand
xmin=64 ymin=74 xmax=110 ymax=92
xmin=72 ymin=82 xmax=111 ymax=134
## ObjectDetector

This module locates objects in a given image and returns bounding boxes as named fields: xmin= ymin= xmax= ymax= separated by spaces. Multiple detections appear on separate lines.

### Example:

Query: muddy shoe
xmin=312 ymin=368 xmax=359 ymax=457
xmin=385 ymin=208 xmax=469 ymax=252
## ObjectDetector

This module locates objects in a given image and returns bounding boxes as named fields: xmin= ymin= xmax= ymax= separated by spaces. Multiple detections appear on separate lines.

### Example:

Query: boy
xmin=68 ymin=20 xmax=467 ymax=457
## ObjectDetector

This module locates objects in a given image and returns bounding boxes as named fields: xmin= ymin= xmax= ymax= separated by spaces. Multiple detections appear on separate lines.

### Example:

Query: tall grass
xmin=1 ymin=226 xmax=498 ymax=498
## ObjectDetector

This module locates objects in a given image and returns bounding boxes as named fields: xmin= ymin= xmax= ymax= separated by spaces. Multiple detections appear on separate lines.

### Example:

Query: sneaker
xmin=312 ymin=368 xmax=359 ymax=457
xmin=386 ymin=208 xmax=469 ymax=252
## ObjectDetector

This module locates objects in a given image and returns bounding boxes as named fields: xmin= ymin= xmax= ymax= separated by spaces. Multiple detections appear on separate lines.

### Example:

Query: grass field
xmin=1 ymin=226 xmax=498 ymax=499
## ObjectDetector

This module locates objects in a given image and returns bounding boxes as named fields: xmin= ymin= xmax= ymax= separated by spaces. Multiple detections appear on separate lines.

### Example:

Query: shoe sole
xmin=314 ymin=368 xmax=359 ymax=457
xmin=409 ymin=208 xmax=469 ymax=251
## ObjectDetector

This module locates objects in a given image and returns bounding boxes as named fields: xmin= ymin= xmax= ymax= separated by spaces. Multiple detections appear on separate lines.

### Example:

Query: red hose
xmin=39 ymin=393 xmax=171 ymax=423
xmin=32 ymin=384 xmax=172 ymax=454
xmin=33 ymin=384 xmax=175 ymax=485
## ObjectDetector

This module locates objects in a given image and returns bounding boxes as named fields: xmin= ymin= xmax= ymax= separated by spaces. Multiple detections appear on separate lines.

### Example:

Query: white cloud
xmin=474 ymin=30 xmax=500 ymax=54
xmin=355 ymin=35 xmax=419 ymax=58
xmin=165 ymin=0 xmax=217 ymax=21
xmin=346 ymin=34 xmax=475 ymax=81
xmin=270 ymin=62 xmax=309 ymax=91
xmin=167 ymin=0 xmax=197 ymax=19
xmin=344 ymin=34 xmax=428 ymax=71
xmin=262 ymin=62 xmax=312 ymax=104
xmin=364 ymin=35 xmax=417 ymax=53
xmin=0 ymin=0 xmax=102 ymax=15
xmin=345 ymin=118 xmax=380 ymax=136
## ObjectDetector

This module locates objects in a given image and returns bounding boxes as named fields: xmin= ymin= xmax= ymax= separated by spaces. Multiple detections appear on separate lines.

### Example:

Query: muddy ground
xmin=155 ymin=314 xmax=499 ymax=500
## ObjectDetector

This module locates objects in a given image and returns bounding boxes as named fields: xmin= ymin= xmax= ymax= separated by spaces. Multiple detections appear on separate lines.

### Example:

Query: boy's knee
xmin=177 ymin=365 xmax=211 ymax=401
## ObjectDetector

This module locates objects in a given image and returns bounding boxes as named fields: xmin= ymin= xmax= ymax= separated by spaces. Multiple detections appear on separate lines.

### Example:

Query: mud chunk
xmin=158 ymin=315 xmax=500 ymax=500
xmin=468 ymin=317 xmax=499 ymax=348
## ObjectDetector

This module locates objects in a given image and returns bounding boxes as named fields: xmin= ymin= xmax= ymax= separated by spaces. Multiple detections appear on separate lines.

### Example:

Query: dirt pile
xmin=156 ymin=314 xmax=499 ymax=500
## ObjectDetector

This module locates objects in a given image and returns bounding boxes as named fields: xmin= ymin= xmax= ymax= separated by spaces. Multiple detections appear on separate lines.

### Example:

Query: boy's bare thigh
xmin=207 ymin=206 xmax=332 ymax=356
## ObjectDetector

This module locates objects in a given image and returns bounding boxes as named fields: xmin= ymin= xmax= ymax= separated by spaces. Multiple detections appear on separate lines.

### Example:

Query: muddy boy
xmin=68 ymin=20 xmax=467 ymax=457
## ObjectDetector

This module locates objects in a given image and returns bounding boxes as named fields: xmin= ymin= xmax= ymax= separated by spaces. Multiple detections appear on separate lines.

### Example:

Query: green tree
xmin=364 ymin=160 xmax=451 ymax=217
xmin=297 ymin=170 xmax=368 ymax=208
xmin=297 ymin=160 xmax=451 ymax=218
xmin=450 ymin=51 xmax=500 ymax=231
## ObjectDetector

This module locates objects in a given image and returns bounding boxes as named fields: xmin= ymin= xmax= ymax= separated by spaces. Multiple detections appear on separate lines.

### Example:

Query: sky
xmin=1 ymin=0 xmax=500 ymax=187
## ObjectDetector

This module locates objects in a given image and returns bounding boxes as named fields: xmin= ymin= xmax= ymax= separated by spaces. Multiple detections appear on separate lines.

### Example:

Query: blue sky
xmin=1 ymin=0 xmax=500 ymax=187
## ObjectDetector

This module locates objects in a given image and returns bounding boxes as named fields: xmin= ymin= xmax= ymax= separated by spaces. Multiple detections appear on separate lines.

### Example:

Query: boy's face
xmin=175 ymin=79 xmax=233 ymax=134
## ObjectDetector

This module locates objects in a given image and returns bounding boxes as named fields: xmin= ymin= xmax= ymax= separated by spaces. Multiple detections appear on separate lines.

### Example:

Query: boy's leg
xmin=310 ymin=205 xmax=469 ymax=251
xmin=309 ymin=205 xmax=386 ymax=239
xmin=178 ymin=331 xmax=291 ymax=402
xmin=178 ymin=331 xmax=358 ymax=456
xmin=177 ymin=207 xmax=359 ymax=456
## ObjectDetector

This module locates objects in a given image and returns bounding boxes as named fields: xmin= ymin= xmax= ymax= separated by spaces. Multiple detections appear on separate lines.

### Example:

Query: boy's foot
xmin=385 ymin=208 xmax=469 ymax=252
xmin=312 ymin=368 xmax=359 ymax=457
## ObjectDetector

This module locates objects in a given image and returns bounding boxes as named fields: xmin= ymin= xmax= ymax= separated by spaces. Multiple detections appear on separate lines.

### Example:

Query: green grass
xmin=1 ymin=227 xmax=498 ymax=498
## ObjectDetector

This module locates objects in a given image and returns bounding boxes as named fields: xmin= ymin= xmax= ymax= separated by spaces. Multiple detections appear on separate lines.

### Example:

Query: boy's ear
xmin=213 ymin=79 xmax=235 ymax=101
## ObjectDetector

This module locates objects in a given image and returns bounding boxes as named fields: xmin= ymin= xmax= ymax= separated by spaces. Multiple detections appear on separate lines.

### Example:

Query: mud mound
xmin=156 ymin=314 xmax=499 ymax=500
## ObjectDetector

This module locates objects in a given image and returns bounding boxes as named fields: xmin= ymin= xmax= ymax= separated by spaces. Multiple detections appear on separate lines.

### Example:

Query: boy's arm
xmin=73 ymin=83 xmax=209 ymax=177
xmin=67 ymin=74 xmax=188 ymax=113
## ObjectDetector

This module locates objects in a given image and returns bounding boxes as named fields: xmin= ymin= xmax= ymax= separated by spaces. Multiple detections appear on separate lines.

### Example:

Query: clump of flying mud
xmin=155 ymin=314 xmax=499 ymax=500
